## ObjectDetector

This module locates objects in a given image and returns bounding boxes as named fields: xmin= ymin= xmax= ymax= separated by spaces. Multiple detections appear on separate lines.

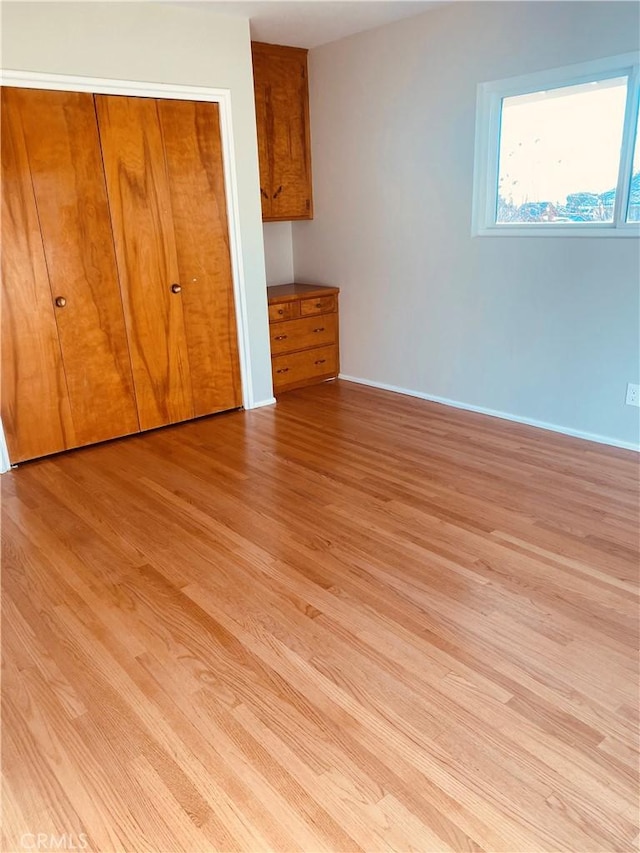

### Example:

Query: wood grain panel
xmin=0 ymin=88 xmax=75 ymax=463
xmin=269 ymin=313 xmax=337 ymax=355
xmin=271 ymin=344 xmax=338 ymax=391
xmin=2 ymin=381 xmax=638 ymax=850
xmin=300 ymin=294 xmax=337 ymax=316
xmin=251 ymin=46 xmax=272 ymax=220
xmin=267 ymin=282 xmax=340 ymax=304
xmin=252 ymin=43 xmax=313 ymax=222
xmin=158 ymin=99 xmax=242 ymax=417
xmin=13 ymin=88 xmax=140 ymax=447
xmin=95 ymin=95 xmax=194 ymax=431
xmin=268 ymin=300 xmax=299 ymax=323
xmin=267 ymin=46 xmax=312 ymax=220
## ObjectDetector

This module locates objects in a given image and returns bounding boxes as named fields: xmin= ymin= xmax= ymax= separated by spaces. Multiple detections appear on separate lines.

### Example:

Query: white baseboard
xmin=247 ymin=396 xmax=277 ymax=410
xmin=339 ymin=374 xmax=640 ymax=453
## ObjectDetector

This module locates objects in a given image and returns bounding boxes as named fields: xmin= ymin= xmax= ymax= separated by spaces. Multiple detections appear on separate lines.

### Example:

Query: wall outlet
xmin=625 ymin=383 xmax=640 ymax=407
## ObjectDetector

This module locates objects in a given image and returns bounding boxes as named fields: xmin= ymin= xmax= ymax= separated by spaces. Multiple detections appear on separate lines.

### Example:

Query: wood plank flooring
xmin=2 ymin=380 xmax=639 ymax=852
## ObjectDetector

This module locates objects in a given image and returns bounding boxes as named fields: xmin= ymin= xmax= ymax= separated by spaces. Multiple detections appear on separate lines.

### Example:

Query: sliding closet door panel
xmin=0 ymin=88 xmax=75 ymax=462
xmin=95 ymin=95 xmax=194 ymax=431
xmin=158 ymin=99 xmax=242 ymax=416
xmin=14 ymin=88 xmax=140 ymax=446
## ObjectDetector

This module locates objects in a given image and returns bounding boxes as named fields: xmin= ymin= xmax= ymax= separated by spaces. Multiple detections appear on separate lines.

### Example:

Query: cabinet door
xmin=11 ymin=88 xmax=140 ymax=448
xmin=95 ymin=95 xmax=195 ymax=431
xmin=1 ymin=88 xmax=75 ymax=462
xmin=253 ymin=43 xmax=313 ymax=222
xmin=158 ymin=100 xmax=242 ymax=417
xmin=269 ymin=47 xmax=313 ymax=220
xmin=251 ymin=47 xmax=273 ymax=219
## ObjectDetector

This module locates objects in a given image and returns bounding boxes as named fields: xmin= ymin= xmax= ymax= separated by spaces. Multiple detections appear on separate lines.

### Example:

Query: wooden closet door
xmin=1 ymin=88 xmax=75 ymax=462
xmin=9 ymin=88 xmax=140 ymax=448
xmin=157 ymin=99 xmax=242 ymax=417
xmin=95 ymin=95 xmax=194 ymax=432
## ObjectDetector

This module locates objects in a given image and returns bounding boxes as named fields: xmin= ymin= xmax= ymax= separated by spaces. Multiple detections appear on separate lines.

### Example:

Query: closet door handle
xmin=170 ymin=283 xmax=182 ymax=294
xmin=54 ymin=296 xmax=67 ymax=308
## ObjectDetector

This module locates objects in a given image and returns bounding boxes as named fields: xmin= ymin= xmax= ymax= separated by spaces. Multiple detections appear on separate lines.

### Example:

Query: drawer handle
xmin=277 ymin=309 xmax=285 ymax=315
xmin=276 ymin=367 xmax=289 ymax=374
xmin=275 ymin=334 xmax=287 ymax=341
xmin=314 ymin=359 xmax=326 ymax=365
xmin=313 ymin=327 xmax=325 ymax=333
xmin=315 ymin=302 xmax=322 ymax=308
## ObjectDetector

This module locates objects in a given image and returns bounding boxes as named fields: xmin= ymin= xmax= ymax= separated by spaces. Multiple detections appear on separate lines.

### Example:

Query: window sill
xmin=473 ymin=224 xmax=640 ymax=238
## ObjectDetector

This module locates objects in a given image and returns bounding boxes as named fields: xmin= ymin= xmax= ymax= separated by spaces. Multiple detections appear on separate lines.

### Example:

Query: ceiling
xmin=180 ymin=1 xmax=445 ymax=49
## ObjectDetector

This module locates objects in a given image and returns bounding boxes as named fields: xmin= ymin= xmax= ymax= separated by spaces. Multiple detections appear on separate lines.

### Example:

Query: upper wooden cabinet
xmin=252 ymin=42 xmax=313 ymax=221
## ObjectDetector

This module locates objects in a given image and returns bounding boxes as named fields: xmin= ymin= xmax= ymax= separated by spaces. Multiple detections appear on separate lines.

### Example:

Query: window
xmin=472 ymin=53 xmax=640 ymax=236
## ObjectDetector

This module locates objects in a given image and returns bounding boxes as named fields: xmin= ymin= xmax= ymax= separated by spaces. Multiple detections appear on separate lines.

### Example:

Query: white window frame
xmin=472 ymin=52 xmax=640 ymax=237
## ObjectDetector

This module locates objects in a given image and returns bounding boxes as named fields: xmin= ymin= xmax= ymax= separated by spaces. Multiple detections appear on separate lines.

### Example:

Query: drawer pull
xmin=276 ymin=367 xmax=290 ymax=374
xmin=313 ymin=327 xmax=325 ymax=333
xmin=275 ymin=334 xmax=287 ymax=341
xmin=314 ymin=359 xmax=326 ymax=365
xmin=315 ymin=302 xmax=322 ymax=308
xmin=277 ymin=308 xmax=284 ymax=315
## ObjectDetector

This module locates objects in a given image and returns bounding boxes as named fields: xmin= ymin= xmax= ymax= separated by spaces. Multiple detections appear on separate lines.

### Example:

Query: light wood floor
xmin=2 ymin=380 xmax=639 ymax=852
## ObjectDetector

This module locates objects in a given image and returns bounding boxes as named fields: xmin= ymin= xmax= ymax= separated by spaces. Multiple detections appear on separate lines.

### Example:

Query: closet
xmin=1 ymin=87 xmax=242 ymax=464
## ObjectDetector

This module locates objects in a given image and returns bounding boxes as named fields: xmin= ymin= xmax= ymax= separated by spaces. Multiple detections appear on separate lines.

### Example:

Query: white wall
xmin=263 ymin=222 xmax=295 ymax=285
xmin=1 ymin=1 xmax=274 ymax=417
xmin=293 ymin=1 xmax=640 ymax=448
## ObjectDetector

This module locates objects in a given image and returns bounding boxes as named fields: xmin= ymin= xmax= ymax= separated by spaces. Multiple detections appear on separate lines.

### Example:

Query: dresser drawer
xmin=270 ymin=314 xmax=337 ymax=356
xmin=272 ymin=345 xmax=338 ymax=390
xmin=300 ymin=294 xmax=337 ymax=316
xmin=269 ymin=301 xmax=299 ymax=323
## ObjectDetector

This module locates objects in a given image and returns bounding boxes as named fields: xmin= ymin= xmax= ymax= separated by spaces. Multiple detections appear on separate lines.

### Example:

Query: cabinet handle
xmin=260 ymin=188 xmax=269 ymax=199
xmin=54 ymin=296 xmax=67 ymax=308
xmin=275 ymin=334 xmax=287 ymax=341
xmin=273 ymin=185 xmax=283 ymax=199
xmin=276 ymin=367 xmax=289 ymax=374
xmin=313 ymin=327 xmax=325 ymax=333
xmin=314 ymin=359 xmax=326 ymax=365
xmin=171 ymin=283 xmax=182 ymax=294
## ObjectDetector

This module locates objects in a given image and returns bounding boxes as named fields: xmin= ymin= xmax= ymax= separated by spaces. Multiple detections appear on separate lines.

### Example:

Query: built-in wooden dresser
xmin=267 ymin=283 xmax=340 ymax=394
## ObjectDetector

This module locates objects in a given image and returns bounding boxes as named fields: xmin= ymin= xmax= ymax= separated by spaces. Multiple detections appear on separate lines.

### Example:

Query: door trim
xmin=0 ymin=70 xmax=258 ymax=470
